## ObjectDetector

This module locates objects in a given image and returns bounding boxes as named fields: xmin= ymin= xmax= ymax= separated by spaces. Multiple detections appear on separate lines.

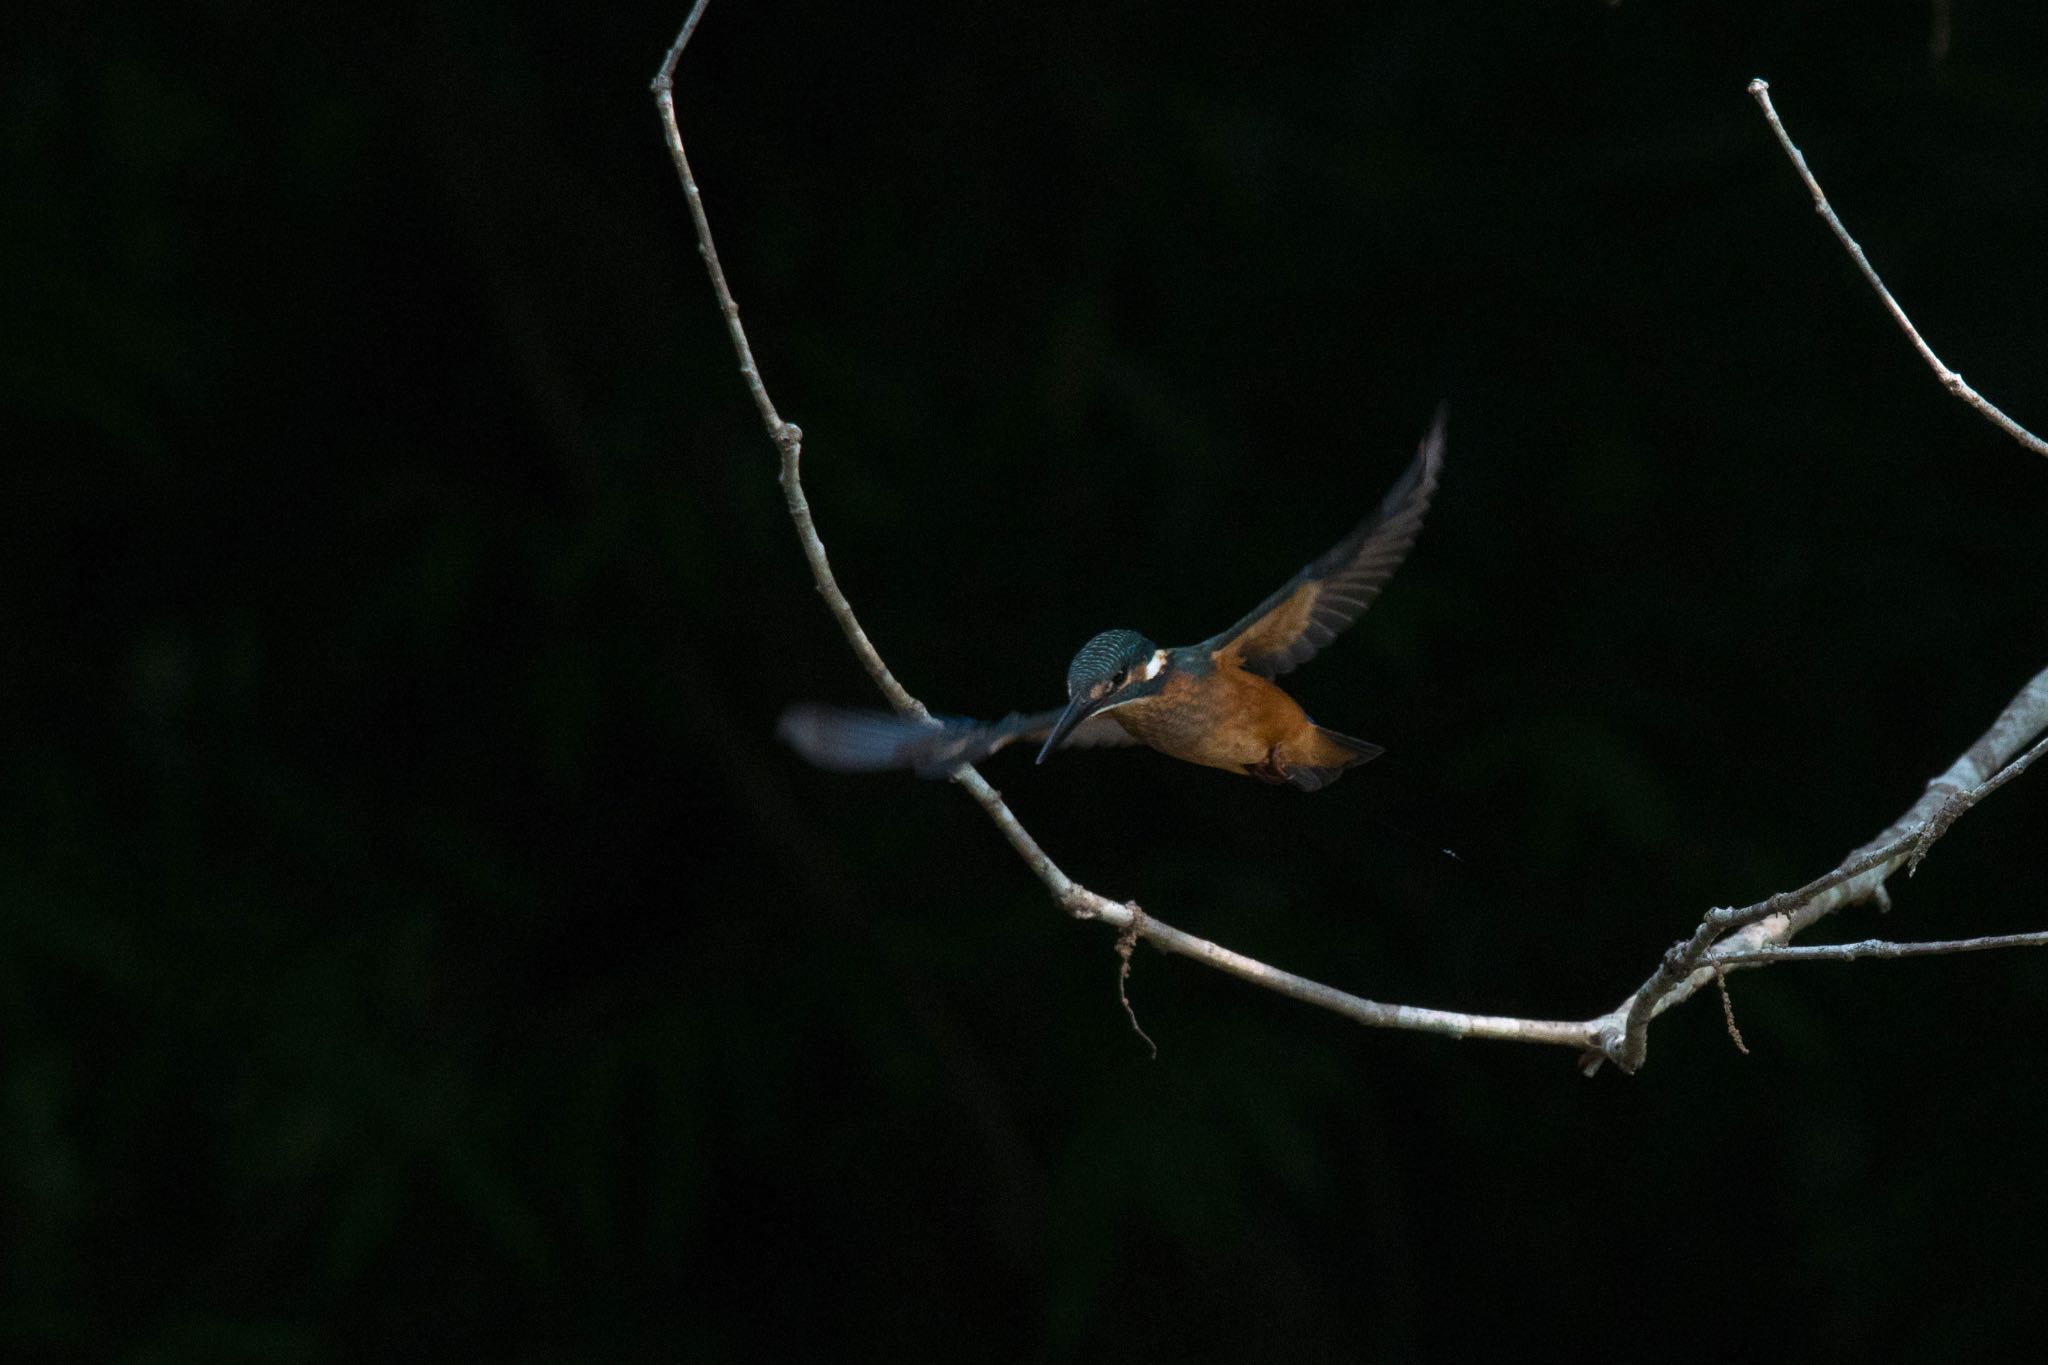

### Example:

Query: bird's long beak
xmin=1036 ymin=692 xmax=1102 ymax=765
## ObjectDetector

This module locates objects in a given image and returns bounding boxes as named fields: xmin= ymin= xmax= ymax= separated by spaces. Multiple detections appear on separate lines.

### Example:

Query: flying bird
xmin=779 ymin=408 xmax=1445 ymax=791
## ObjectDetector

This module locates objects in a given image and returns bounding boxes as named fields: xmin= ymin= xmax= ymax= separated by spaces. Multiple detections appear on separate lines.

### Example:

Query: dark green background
xmin=7 ymin=0 xmax=2047 ymax=1359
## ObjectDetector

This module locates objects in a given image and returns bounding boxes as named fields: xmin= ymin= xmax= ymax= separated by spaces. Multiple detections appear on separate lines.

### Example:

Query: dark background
xmin=6 ymin=0 xmax=2047 ymax=1358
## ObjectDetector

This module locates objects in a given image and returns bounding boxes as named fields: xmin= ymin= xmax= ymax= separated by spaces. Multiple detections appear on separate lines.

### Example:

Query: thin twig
xmin=655 ymin=8 xmax=2048 ymax=1071
xmin=1116 ymin=908 xmax=1158 ymax=1058
xmin=1711 ymin=931 xmax=2048 ymax=967
xmin=1747 ymin=78 xmax=2048 ymax=458
xmin=654 ymin=7 xmax=916 ymax=716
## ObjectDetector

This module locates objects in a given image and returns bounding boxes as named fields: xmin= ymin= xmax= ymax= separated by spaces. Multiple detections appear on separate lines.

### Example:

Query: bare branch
xmin=656 ymin=10 xmax=2048 ymax=1070
xmin=1587 ymin=681 xmax=2048 ymax=1074
xmin=1747 ymin=78 xmax=2048 ymax=459
xmin=1711 ymin=931 xmax=2048 ymax=968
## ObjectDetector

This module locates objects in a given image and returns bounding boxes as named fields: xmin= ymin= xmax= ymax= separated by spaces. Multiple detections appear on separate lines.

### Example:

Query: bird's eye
xmin=1112 ymin=669 xmax=1127 ymax=688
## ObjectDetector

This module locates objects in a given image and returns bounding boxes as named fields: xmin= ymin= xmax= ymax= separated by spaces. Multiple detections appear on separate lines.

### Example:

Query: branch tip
xmin=1747 ymin=78 xmax=2048 ymax=458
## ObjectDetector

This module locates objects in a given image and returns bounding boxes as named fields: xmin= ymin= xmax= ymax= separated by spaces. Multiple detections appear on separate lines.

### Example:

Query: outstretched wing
xmin=777 ymin=703 xmax=1138 ymax=778
xmin=1202 ymin=407 xmax=1445 ymax=678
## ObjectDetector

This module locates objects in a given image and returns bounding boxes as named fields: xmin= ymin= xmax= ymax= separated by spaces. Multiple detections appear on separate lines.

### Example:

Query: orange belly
xmin=1112 ymin=667 xmax=1315 ymax=774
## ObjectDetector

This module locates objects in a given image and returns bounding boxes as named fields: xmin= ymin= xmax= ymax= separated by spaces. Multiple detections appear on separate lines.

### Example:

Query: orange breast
xmin=1113 ymin=666 xmax=1313 ymax=773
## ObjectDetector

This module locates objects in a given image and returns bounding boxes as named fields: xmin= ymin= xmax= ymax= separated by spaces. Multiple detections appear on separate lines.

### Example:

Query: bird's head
xmin=1037 ymin=629 xmax=1167 ymax=764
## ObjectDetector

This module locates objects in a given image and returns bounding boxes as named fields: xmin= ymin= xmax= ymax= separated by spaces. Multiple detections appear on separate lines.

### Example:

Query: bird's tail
xmin=1286 ymin=726 xmax=1385 ymax=792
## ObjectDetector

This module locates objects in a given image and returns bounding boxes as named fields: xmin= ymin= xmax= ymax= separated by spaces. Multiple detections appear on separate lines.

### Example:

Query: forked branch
xmin=657 ymin=8 xmax=2048 ymax=1073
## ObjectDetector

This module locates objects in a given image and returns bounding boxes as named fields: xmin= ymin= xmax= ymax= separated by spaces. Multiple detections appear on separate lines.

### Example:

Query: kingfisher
xmin=779 ymin=408 xmax=1445 ymax=791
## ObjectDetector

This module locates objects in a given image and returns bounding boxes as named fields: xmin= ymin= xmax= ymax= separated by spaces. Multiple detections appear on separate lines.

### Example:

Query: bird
xmin=779 ymin=407 xmax=1445 ymax=791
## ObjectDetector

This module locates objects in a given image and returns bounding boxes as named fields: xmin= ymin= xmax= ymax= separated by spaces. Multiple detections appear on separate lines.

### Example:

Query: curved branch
xmin=657 ymin=12 xmax=2048 ymax=1072
xmin=651 ymin=6 xmax=1600 ymax=1055
xmin=1747 ymin=78 xmax=2048 ymax=459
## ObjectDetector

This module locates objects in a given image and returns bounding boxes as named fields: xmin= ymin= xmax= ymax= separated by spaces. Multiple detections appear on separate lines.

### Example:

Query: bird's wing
xmin=778 ymin=704 xmax=1137 ymax=778
xmin=1200 ymin=407 xmax=1444 ymax=678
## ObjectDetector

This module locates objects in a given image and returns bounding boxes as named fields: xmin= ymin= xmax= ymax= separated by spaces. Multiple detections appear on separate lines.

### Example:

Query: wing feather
xmin=1202 ymin=407 xmax=1445 ymax=677
xmin=778 ymin=704 xmax=1137 ymax=777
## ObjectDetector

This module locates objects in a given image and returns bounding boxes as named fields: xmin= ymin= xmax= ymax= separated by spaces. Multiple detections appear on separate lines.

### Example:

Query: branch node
xmin=1057 ymin=887 xmax=1108 ymax=922
xmin=1583 ymin=1011 xmax=1646 ymax=1076
xmin=1909 ymin=789 xmax=1972 ymax=874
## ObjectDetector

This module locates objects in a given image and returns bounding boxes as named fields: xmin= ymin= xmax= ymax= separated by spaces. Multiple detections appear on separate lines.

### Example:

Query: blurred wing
xmin=778 ymin=704 xmax=1136 ymax=777
xmin=1202 ymin=407 xmax=1445 ymax=678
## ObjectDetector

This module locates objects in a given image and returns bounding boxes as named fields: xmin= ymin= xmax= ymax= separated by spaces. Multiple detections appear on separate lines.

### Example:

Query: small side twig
xmin=1711 ymin=931 xmax=2048 ymax=968
xmin=1747 ymin=78 xmax=2048 ymax=459
xmin=1116 ymin=907 xmax=1158 ymax=1059
xmin=1713 ymin=965 xmax=1749 ymax=1056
